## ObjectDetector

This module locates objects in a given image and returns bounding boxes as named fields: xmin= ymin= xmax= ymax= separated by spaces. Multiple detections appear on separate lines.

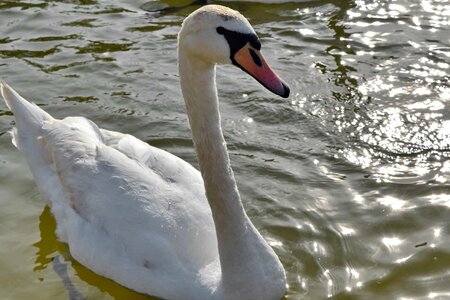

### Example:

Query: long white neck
xmin=178 ymin=50 xmax=249 ymax=263
xmin=178 ymin=49 xmax=286 ymax=298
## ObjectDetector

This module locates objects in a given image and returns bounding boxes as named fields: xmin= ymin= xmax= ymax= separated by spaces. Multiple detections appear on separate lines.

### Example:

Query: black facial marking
xmin=216 ymin=26 xmax=261 ymax=62
xmin=248 ymin=48 xmax=262 ymax=67
xmin=248 ymin=35 xmax=261 ymax=51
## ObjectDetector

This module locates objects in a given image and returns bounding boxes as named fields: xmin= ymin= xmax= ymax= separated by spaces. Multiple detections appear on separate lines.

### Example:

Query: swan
xmin=1 ymin=5 xmax=289 ymax=300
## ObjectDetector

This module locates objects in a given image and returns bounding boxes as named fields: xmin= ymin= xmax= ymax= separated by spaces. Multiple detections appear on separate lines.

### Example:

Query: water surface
xmin=0 ymin=0 xmax=449 ymax=299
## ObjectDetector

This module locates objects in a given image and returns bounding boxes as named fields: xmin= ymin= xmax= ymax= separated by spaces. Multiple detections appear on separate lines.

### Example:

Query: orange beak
xmin=233 ymin=43 xmax=290 ymax=98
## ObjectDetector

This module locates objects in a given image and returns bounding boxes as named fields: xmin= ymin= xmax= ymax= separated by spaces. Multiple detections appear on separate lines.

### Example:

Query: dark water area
xmin=0 ymin=0 xmax=449 ymax=299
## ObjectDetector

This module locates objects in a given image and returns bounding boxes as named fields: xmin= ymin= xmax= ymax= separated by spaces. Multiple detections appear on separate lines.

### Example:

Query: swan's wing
xmin=2 ymin=83 xmax=218 ymax=297
xmin=42 ymin=116 xmax=217 ymax=271
xmin=99 ymin=128 xmax=203 ymax=191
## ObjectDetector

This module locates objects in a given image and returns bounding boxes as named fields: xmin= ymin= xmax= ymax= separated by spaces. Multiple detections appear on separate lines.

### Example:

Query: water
xmin=0 ymin=0 xmax=449 ymax=299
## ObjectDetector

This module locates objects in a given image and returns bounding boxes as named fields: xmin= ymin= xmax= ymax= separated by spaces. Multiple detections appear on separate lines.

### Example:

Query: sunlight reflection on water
xmin=316 ymin=0 xmax=450 ymax=184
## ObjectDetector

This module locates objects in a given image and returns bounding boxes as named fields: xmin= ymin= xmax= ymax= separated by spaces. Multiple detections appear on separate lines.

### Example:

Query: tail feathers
xmin=1 ymin=82 xmax=53 ymax=146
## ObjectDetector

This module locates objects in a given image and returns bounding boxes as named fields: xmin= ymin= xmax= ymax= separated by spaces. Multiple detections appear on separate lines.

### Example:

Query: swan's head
xmin=178 ymin=5 xmax=290 ymax=98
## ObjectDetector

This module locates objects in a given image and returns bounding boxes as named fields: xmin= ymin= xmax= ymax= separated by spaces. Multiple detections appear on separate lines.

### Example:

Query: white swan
xmin=1 ymin=5 xmax=289 ymax=300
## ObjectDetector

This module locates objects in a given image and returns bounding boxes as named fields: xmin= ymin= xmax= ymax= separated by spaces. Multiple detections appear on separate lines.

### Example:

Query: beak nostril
xmin=248 ymin=48 xmax=262 ymax=67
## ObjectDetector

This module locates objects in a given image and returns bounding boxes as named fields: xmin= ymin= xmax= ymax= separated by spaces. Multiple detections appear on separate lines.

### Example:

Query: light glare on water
xmin=0 ymin=0 xmax=449 ymax=299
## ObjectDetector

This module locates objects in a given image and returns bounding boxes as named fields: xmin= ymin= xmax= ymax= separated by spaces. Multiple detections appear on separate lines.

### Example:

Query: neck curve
xmin=178 ymin=49 xmax=249 ymax=260
xmin=178 ymin=47 xmax=286 ymax=298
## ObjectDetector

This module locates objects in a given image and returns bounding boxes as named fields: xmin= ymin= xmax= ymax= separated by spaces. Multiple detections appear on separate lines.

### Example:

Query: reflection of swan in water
xmin=34 ymin=207 xmax=149 ymax=299
xmin=33 ymin=207 xmax=85 ymax=300
xmin=2 ymin=5 xmax=289 ymax=300
xmin=52 ymin=256 xmax=85 ymax=300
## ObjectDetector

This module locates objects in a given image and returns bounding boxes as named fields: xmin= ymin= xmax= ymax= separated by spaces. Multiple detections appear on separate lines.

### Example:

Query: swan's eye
xmin=215 ymin=26 xmax=262 ymax=57
xmin=216 ymin=26 xmax=225 ymax=34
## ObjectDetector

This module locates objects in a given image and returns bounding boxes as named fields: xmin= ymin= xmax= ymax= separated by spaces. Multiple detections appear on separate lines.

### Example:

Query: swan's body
xmin=2 ymin=5 xmax=289 ymax=300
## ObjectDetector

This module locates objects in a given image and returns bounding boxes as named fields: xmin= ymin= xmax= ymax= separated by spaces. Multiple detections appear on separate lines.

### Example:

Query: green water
xmin=0 ymin=0 xmax=449 ymax=299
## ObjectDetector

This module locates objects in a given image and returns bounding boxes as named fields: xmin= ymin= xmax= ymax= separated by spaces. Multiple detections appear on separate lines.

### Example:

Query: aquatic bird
xmin=1 ymin=5 xmax=289 ymax=300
